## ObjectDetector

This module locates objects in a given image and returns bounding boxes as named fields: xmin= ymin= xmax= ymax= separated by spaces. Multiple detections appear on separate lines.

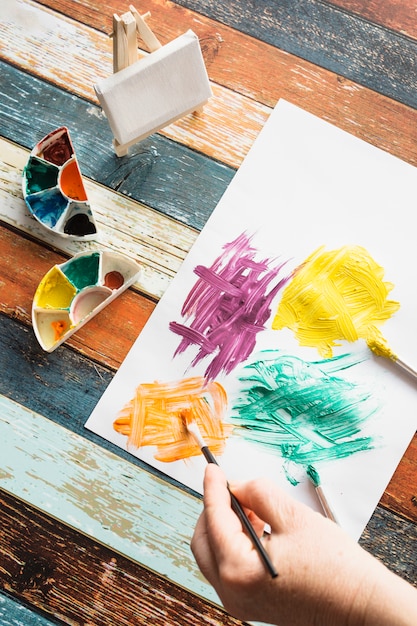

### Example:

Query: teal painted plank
xmin=0 ymin=62 xmax=234 ymax=231
xmin=0 ymin=313 xmax=192 ymax=493
xmin=0 ymin=394 xmax=215 ymax=603
xmin=0 ymin=593 xmax=56 ymax=626
xmin=176 ymin=0 xmax=417 ymax=109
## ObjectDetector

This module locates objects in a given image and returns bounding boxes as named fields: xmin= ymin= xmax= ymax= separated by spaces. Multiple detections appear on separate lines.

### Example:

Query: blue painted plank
xmin=175 ymin=0 xmax=417 ymax=109
xmin=0 ymin=394 xmax=214 ymax=602
xmin=0 ymin=62 xmax=234 ymax=231
xmin=0 ymin=593 xmax=56 ymax=626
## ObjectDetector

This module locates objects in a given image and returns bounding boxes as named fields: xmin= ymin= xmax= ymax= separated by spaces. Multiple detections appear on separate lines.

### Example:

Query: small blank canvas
xmin=94 ymin=30 xmax=212 ymax=148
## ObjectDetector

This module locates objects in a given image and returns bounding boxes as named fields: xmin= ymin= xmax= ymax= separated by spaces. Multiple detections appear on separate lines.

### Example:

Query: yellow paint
xmin=34 ymin=267 xmax=77 ymax=309
xmin=114 ymin=377 xmax=231 ymax=462
xmin=272 ymin=245 xmax=400 ymax=358
xmin=367 ymin=332 xmax=398 ymax=361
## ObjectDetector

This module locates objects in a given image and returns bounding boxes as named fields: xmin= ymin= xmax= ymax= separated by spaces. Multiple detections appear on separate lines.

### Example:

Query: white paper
xmin=86 ymin=100 xmax=417 ymax=540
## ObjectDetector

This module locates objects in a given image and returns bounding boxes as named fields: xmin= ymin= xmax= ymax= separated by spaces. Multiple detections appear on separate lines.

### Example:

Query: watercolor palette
xmin=22 ymin=127 xmax=98 ymax=239
xmin=32 ymin=251 xmax=140 ymax=352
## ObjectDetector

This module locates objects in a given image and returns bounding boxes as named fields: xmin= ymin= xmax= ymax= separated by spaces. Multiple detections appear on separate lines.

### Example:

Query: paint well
xmin=59 ymin=158 xmax=88 ymax=201
xmin=34 ymin=267 xmax=76 ymax=309
xmin=70 ymin=286 xmax=112 ymax=324
xmin=24 ymin=156 xmax=59 ymax=194
xmin=26 ymin=187 xmax=68 ymax=228
xmin=61 ymin=252 xmax=100 ymax=290
xmin=41 ymin=129 xmax=73 ymax=165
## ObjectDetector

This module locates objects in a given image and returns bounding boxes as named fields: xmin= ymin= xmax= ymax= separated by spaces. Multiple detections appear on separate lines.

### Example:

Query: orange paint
xmin=59 ymin=158 xmax=88 ymax=201
xmin=114 ymin=377 xmax=231 ymax=462
xmin=51 ymin=319 xmax=69 ymax=341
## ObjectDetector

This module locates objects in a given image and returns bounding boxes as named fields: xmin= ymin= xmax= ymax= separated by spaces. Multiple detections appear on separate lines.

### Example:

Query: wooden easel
xmin=95 ymin=4 xmax=212 ymax=156
xmin=112 ymin=5 xmax=161 ymax=73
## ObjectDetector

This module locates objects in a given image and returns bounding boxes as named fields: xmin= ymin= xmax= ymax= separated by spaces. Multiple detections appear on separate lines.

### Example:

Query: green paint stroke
xmin=232 ymin=351 xmax=378 ymax=482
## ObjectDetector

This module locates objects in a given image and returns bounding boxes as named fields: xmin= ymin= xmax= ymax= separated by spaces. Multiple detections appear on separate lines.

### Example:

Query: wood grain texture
xmin=0 ymin=490 xmax=246 ymax=626
xmin=173 ymin=0 xmax=417 ymax=108
xmin=0 ymin=223 xmax=154 ymax=370
xmin=326 ymin=0 xmax=417 ymax=40
xmin=359 ymin=506 xmax=417 ymax=587
xmin=1 ymin=308 xmax=416 ymax=530
xmin=0 ymin=592 xmax=57 ymax=626
xmin=0 ymin=394 xmax=215 ymax=601
xmin=0 ymin=62 xmax=234 ymax=232
xmin=0 ymin=136 xmax=199 ymax=300
xmin=3 ymin=0 xmax=417 ymax=174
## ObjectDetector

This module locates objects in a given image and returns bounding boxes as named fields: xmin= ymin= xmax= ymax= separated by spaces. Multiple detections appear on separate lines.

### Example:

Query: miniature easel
xmin=112 ymin=6 xmax=161 ymax=73
xmin=95 ymin=5 xmax=212 ymax=157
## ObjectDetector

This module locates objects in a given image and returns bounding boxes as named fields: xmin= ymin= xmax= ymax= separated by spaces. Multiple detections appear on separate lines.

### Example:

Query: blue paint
xmin=26 ymin=188 xmax=68 ymax=228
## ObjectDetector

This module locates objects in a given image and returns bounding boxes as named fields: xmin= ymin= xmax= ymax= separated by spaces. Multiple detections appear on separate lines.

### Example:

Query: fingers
xmin=230 ymin=475 xmax=312 ymax=535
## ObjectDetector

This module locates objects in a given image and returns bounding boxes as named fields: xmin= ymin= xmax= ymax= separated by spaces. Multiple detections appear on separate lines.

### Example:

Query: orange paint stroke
xmin=113 ymin=377 xmax=231 ymax=462
xmin=272 ymin=245 xmax=400 ymax=358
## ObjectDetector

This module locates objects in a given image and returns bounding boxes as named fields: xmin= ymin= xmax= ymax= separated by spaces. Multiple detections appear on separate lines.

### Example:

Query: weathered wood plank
xmin=0 ymin=394 xmax=217 ymax=602
xmin=326 ymin=0 xmax=417 ymax=41
xmin=1 ymin=310 xmax=416 ymax=530
xmin=360 ymin=506 xmax=417 ymax=587
xmin=173 ymin=0 xmax=417 ymax=109
xmin=380 ymin=436 xmax=417 ymax=525
xmin=0 ymin=490 xmax=246 ymax=625
xmin=0 ymin=591 xmax=56 ymax=626
xmin=0 ymin=137 xmax=199 ymax=301
xmin=0 ymin=0 xmax=270 ymax=170
xmin=3 ymin=0 xmax=417 ymax=173
xmin=0 ymin=222 xmax=155 ymax=370
xmin=0 ymin=62 xmax=234 ymax=232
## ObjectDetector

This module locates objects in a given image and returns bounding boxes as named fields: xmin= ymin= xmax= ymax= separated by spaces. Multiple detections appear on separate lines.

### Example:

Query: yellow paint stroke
xmin=272 ymin=245 xmax=400 ymax=358
xmin=113 ymin=377 xmax=231 ymax=462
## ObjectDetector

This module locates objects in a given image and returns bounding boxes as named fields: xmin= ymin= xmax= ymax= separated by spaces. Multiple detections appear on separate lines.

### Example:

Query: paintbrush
xmin=367 ymin=337 xmax=417 ymax=381
xmin=186 ymin=420 xmax=278 ymax=578
xmin=306 ymin=465 xmax=339 ymax=524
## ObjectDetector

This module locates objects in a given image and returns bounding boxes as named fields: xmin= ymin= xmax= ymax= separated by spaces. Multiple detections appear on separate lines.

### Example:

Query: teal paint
xmin=232 ymin=350 xmax=377 ymax=481
xmin=61 ymin=252 xmax=100 ymax=290
xmin=24 ymin=156 xmax=59 ymax=194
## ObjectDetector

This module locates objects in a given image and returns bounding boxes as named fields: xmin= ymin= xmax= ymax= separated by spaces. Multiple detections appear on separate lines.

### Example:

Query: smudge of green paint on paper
xmin=231 ymin=350 xmax=377 ymax=482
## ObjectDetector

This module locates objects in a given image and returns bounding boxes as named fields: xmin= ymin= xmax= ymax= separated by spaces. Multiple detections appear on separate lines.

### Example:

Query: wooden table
xmin=1 ymin=1 xmax=416 ymax=623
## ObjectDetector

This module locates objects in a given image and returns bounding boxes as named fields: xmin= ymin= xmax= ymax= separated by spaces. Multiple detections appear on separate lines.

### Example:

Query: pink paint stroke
xmin=169 ymin=232 xmax=291 ymax=379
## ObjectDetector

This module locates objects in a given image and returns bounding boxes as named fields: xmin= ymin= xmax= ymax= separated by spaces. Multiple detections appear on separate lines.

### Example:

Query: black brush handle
xmin=201 ymin=446 xmax=278 ymax=578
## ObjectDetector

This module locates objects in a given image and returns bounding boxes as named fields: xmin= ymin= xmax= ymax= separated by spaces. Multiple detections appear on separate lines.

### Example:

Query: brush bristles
xmin=186 ymin=421 xmax=206 ymax=449
xmin=306 ymin=464 xmax=321 ymax=487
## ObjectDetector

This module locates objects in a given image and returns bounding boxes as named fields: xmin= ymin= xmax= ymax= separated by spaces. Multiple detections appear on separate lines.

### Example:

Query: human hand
xmin=191 ymin=464 xmax=417 ymax=626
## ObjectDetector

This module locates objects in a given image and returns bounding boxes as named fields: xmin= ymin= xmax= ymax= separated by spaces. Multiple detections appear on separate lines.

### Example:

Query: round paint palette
xmin=22 ymin=126 xmax=98 ymax=239
xmin=32 ymin=251 xmax=140 ymax=352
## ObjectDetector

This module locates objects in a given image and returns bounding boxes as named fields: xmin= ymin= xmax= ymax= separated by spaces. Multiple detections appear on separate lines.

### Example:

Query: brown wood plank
xmin=380 ymin=435 xmax=417 ymax=524
xmin=0 ymin=224 xmax=155 ymax=371
xmin=0 ymin=489 xmax=246 ymax=626
xmin=32 ymin=0 xmax=417 ymax=169
xmin=326 ymin=0 xmax=417 ymax=41
xmin=1 ymin=221 xmax=416 ymax=524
